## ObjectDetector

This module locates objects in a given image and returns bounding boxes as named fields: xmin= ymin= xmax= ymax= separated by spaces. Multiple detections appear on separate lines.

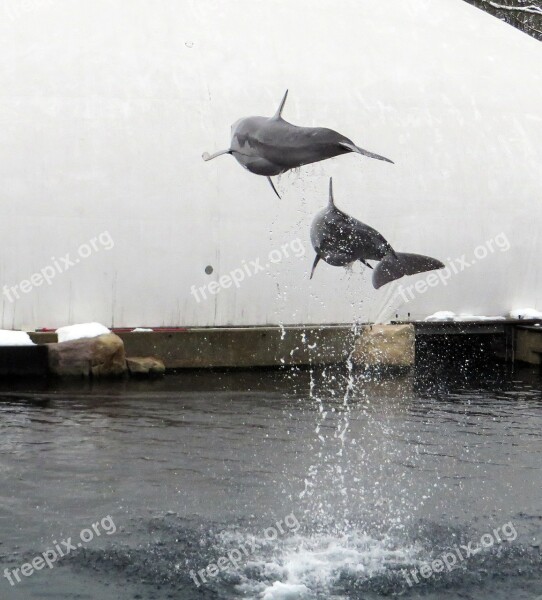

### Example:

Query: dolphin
xmin=310 ymin=179 xmax=445 ymax=289
xmin=202 ymin=90 xmax=393 ymax=198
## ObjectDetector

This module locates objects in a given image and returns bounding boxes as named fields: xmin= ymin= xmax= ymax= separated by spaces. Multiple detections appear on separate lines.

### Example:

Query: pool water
xmin=1 ymin=363 xmax=541 ymax=599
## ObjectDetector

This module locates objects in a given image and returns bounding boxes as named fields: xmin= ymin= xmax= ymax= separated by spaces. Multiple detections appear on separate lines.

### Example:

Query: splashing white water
xmin=231 ymin=530 xmax=420 ymax=599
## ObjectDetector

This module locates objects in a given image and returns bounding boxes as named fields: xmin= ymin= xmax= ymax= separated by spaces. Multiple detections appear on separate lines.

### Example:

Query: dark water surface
xmin=1 ymin=364 xmax=541 ymax=599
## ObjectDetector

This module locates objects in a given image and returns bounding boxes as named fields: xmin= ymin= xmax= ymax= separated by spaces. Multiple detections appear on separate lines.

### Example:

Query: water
xmin=1 ymin=363 xmax=541 ymax=599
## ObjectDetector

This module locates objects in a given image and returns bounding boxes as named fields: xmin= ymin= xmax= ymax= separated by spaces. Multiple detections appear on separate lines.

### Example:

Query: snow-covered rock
xmin=508 ymin=308 xmax=542 ymax=320
xmin=0 ymin=330 xmax=36 ymax=346
xmin=56 ymin=322 xmax=111 ymax=343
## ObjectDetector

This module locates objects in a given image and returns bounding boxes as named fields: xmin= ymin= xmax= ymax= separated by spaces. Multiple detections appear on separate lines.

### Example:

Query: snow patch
xmin=425 ymin=312 xmax=505 ymax=322
xmin=131 ymin=327 xmax=153 ymax=332
xmin=509 ymin=308 xmax=542 ymax=320
xmin=425 ymin=311 xmax=456 ymax=321
xmin=0 ymin=330 xmax=36 ymax=346
xmin=453 ymin=314 xmax=505 ymax=322
xmin=56 ymin=322 xmax=110 ymax=343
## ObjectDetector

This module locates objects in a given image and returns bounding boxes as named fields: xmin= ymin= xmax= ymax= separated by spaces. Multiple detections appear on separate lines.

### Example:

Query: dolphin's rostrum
xmin=310 ymin=179 xmax=444 ymax=289
xmin=203 ymin=91 xmax=393 ymax=198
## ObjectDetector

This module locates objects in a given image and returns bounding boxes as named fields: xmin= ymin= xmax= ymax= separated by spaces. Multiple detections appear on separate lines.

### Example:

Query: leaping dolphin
xmin=202 ymin=90 xmax=393 ymax=198
xmin=310 ymin=179 xmax=444 ymax=289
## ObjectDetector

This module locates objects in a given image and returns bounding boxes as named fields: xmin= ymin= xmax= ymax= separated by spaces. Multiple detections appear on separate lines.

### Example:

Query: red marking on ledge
xmin=34 ymin=327 xmax=189 ymax=333
xmin=112 ymin=328 xmax=189 ymax=333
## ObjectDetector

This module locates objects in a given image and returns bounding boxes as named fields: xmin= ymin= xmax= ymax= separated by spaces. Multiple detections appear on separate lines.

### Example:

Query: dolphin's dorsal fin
xmin=273 ymin=90 xmax=289 ymax=119
xmin=328 ymin=177 xmax=335 ymax=207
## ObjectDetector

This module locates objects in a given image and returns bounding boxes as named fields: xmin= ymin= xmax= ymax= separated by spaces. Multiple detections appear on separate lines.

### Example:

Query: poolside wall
xmin=1 ymin=0 xmax=541 ymax=330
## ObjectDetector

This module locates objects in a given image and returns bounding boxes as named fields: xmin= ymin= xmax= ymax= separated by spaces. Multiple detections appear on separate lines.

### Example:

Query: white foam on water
xmin=230 ymin=530 xmax=420 ymax=599
xmin=261 ymin=581 xmax=310 ymax=599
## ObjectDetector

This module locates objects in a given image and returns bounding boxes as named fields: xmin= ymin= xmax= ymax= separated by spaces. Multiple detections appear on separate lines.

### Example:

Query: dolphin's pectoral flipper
xmin=372 ymin=252 xmax=444 ymax=289
xmin=273 ymin=90 xmax=289 ymax=120
xmin=267 ymin=177 xmax=281 ymax=199
xmin=339 ymin=142 xmax=394 ymax=164
xmin=202 ymin=149 xmax=231 ymax=161
xmin=360 ymin=259 xmax=373 ymax=270
xmin=310 ymin=255 xmax=321 ymax=279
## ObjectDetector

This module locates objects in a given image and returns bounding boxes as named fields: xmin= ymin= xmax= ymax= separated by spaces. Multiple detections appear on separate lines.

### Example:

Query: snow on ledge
xmin=56 ymin=322 xmax=111 ymax=343
xmin=453 ymin=315 xmax=505 ymax=322
xmin=424 ymin=312 xmax=505 ymax=322
xmin=0 ymin=330 xmax=36 ymax=346
xmin=424 ymin=311 xmax=456 ymax=321
xmin=508 ymin=308 xmax=542 ymax=320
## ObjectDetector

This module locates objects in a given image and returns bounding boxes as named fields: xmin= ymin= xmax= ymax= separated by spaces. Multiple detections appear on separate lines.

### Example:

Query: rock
xmin=126 ymin=356 xmax=165 ymax=376
xmin=352 ymin=324 xmax=415 ymax=368
xmin=48 ymin=333 xmax=127 ymax=377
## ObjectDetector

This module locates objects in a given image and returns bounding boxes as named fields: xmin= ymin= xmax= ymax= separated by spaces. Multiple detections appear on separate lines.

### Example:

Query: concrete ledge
xmin=514 ymin=326 xmax=542 ymax=365
xmin=17 ymin=321 xmax=541 ymax=371
xmin=117 ymin=326 xmax=354 ymax=369
xmin=352 ymin=324 xmax=415 ymax=369
xmin=0 ymin=345 xmax=49 ymax=377
xmin=28 ymin=332 xmax=58 ymax=344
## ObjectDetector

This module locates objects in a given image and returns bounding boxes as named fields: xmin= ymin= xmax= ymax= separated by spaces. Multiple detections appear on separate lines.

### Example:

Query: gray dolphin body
xmin=310 ymin=179 xmax=445 ymax=289
xmin=202 ymin=91 xmax=393 ymax=198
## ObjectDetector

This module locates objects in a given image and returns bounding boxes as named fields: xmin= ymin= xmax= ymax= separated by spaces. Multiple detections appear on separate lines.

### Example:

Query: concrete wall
xmin=1 ymin=0 xmax=541 ymax=329
xmin=515 ymin=326 xmax=542 ymax=365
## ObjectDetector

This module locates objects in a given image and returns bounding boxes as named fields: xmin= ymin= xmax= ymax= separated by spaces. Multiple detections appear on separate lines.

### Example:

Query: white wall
xmin=0 ymin=0 xmax=540 ymax=328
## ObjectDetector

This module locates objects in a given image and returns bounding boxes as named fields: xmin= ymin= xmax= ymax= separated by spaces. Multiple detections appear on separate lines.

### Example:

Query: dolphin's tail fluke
xmin=372 ymin=252 xmax=444 ymax=289
xmin=339 ymin=142 xmax=394 ymax=164
xmin=202 ymin=149 xmax=231 ymax=161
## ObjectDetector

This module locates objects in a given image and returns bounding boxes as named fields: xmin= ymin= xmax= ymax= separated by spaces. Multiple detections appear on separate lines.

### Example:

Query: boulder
xmin=126 ymin=356 xmax=166 ymax=376
xmin=352 ymin=324 xmax=415 ymax=368
xmin=48 ymin=333 xmax=127 ymax=377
